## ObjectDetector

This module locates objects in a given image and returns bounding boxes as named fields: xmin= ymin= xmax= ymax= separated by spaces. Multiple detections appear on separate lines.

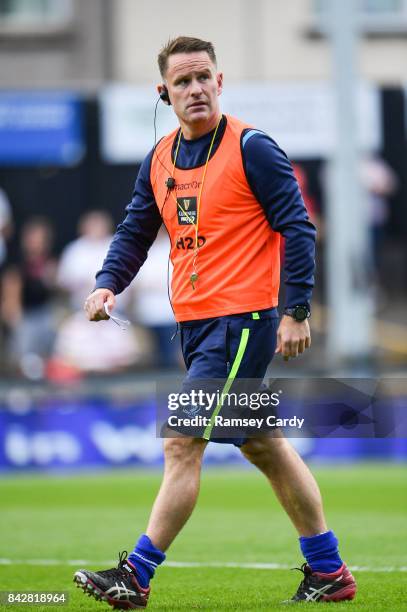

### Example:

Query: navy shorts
xmin=178 ymin=307 xmax=280 ymax=447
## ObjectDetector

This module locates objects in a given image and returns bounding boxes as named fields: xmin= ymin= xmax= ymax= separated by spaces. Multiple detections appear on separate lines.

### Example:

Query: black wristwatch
xmin=284 ymin=305 xmax=311 ymax=322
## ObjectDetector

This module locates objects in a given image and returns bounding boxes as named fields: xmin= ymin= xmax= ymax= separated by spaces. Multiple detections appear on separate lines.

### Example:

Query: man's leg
xmin=240 ymin=435 xmax=326 ymax=536
xmin=74 ymin=435 xmax=207 ymax=608
xmin=124 ymin=435 xmax=207 ymax=587
xmin=146 ymin=436 xmax=208 ymax=551
xmin=240 ymin=435 xmax=357 ymax=602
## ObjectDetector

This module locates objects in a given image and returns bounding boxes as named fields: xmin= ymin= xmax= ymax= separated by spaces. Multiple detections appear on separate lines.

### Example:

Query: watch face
xmin=294 ymin=306 xmax=308 ymax=321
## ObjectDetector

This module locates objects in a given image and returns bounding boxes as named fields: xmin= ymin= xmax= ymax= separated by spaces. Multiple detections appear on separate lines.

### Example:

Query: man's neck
xmin=180 ymin=114 xmax=221 ymax=140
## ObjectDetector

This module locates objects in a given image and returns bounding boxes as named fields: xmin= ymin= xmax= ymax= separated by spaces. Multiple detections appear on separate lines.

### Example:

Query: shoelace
xmin=99 ymin=550 xmax=130 ymax=579
xmin=291 ymin=563 xmax=312 ymax=594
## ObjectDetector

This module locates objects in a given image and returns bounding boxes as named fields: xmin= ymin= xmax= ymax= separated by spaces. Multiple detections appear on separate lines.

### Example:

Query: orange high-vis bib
xmin=150 ymin=115 xmax=280 ymax=322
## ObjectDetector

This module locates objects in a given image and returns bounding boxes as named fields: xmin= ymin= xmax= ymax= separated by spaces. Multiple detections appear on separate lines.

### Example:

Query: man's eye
xmin=199 ymin=75 xmax=209 ymax=81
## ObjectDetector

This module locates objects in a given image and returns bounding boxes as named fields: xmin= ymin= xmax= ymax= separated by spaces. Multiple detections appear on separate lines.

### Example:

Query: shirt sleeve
xmin=95 ymin=149 xmax=162 ymax=295
xmin=242 ymin=131 xmax=317 ymax=309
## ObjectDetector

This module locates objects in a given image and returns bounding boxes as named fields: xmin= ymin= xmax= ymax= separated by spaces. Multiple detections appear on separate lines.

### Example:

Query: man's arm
xmin=242 ymin=131 xmax=316 ymax=359
xmin=85 ymin=149 xmax=162 ymax=321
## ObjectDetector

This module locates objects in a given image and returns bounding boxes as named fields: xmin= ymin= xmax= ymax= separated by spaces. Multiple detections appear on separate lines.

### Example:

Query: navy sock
xmin=299 ymin=530 xmax=343 ymax=574
xmin=128 ymin=534 xmax=166 ymax=588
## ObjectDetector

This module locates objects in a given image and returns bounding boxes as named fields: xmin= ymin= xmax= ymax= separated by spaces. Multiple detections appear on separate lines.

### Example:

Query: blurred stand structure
xmin=325 ymin=0 xmax=373 ymax=366
xmin=0 ymin=0 xmax=406 ymax=381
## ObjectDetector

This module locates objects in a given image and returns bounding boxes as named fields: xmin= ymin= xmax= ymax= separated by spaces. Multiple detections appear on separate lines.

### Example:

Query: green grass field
xmin=0 ymin=464 xmax=406 ymax=611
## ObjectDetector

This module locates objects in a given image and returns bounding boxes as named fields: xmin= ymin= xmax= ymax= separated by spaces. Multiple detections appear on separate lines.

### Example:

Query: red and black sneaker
xmin=287 ymin=562 xmax=357 ymax=603
xmin=73 ymin=551 xmax=150 ymax=609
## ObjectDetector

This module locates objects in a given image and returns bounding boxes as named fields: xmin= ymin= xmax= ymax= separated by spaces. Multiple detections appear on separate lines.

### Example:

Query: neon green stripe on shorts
xmin=203 ymin=327 xmax=250 ymax=441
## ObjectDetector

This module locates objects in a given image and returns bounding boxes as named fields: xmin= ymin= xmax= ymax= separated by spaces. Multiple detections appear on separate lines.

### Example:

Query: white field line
xmin=0 ymin=558 xmax=406 ymax=573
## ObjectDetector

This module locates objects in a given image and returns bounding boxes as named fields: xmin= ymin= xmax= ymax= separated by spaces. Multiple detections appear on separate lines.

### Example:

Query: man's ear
xmin=216 ymin=72 xmax=223 ymax=96
xmin=157 ymin=84 xmax=171 ymax=105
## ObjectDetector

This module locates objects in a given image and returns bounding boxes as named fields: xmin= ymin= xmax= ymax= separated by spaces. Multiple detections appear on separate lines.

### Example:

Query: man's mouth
xmin=188 ymin=102 xmax=206 ymax=109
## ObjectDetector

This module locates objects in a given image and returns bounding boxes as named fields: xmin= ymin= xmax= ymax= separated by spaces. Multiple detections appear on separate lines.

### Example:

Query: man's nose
xmin=190 ymin=79 xmax=203 ymax=97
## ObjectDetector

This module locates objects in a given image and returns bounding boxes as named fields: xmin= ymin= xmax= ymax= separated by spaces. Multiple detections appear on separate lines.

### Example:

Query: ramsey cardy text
xmin=167 ymin=415 xmax=305 ymax=429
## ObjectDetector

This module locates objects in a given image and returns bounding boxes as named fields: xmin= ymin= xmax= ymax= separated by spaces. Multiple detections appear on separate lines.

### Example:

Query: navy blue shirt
xmin=96 ymin=116 xmax=316 ymax=310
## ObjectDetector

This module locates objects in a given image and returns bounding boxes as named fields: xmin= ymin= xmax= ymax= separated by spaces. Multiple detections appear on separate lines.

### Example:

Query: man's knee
xmin=240 ymin=435 xmax=288 ymax=468
xmin=163 ymin=436 xmax=207 ymax=467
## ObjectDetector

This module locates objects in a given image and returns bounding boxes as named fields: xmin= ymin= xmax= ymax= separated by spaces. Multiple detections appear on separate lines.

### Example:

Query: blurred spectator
xmin=51 ymin=311 xmax=149 ymax=375
xmin=57 ymin=210 xmax=116 ymax=311
xmin=0 ymin=187 xmax=14 ymax=366
xmin=131 ymin=227 xmax=180 ymax=368
xmin=0 ymin=217 xmax=57 ymax=378
xmin=292 ymin=163 xmax=321 ymax=236
xmin=280 ymin=164 xmax=321 ymax=279
xmin=360 ymin=155 xmax=398 ymax=276
xmin=57 ymin=210 xmax=132 ymax=317
xmin=52 ymin=209 xmax=149 ymax=376
xmin=0 ymin=186 xmax=13 ymax=268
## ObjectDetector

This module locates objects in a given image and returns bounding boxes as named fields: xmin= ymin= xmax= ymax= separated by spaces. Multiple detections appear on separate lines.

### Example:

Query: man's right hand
xmin=84 ymin=288 xmax=115 ymax=322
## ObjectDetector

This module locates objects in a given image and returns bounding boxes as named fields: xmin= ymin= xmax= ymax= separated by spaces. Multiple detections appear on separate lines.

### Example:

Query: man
xmin=74 ymin=37 xmax=357 ymax=608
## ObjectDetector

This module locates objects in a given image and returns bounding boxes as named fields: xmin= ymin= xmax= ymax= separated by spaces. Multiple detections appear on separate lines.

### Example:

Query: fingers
xmin=278 ymin=332 xmax=311 ymax=360
xmin=282 ymin=340 xmax=292 ymax=359
xmin=85 ymin=299 xmax=107 ymax=321
xmin=106 ymin=293 xmax=116 ymax=310
xmin=84 ymin=295 xmax=99 ymax=320
xmin=283 ymin=339 xmax=303 ymax=359
xmin=84 ymin=289 xmax=114 ymax=322
xmin=281 ymin=342 xmax=295 ymax=361
xmin=279 ymin=337 xmax=297 ymax=360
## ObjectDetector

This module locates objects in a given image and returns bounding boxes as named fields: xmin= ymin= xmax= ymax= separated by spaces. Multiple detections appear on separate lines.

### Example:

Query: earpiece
xmin=159 ymin=86 xmax=171 ymax=106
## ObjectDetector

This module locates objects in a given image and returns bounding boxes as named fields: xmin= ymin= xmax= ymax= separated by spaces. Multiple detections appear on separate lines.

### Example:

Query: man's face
xmin=161 ymin=51 xmax=223 ymax=129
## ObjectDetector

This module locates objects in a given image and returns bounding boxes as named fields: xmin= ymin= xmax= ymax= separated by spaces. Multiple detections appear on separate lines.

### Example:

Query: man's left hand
xmin=275 ymin=315 xmax=311 ymax=361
